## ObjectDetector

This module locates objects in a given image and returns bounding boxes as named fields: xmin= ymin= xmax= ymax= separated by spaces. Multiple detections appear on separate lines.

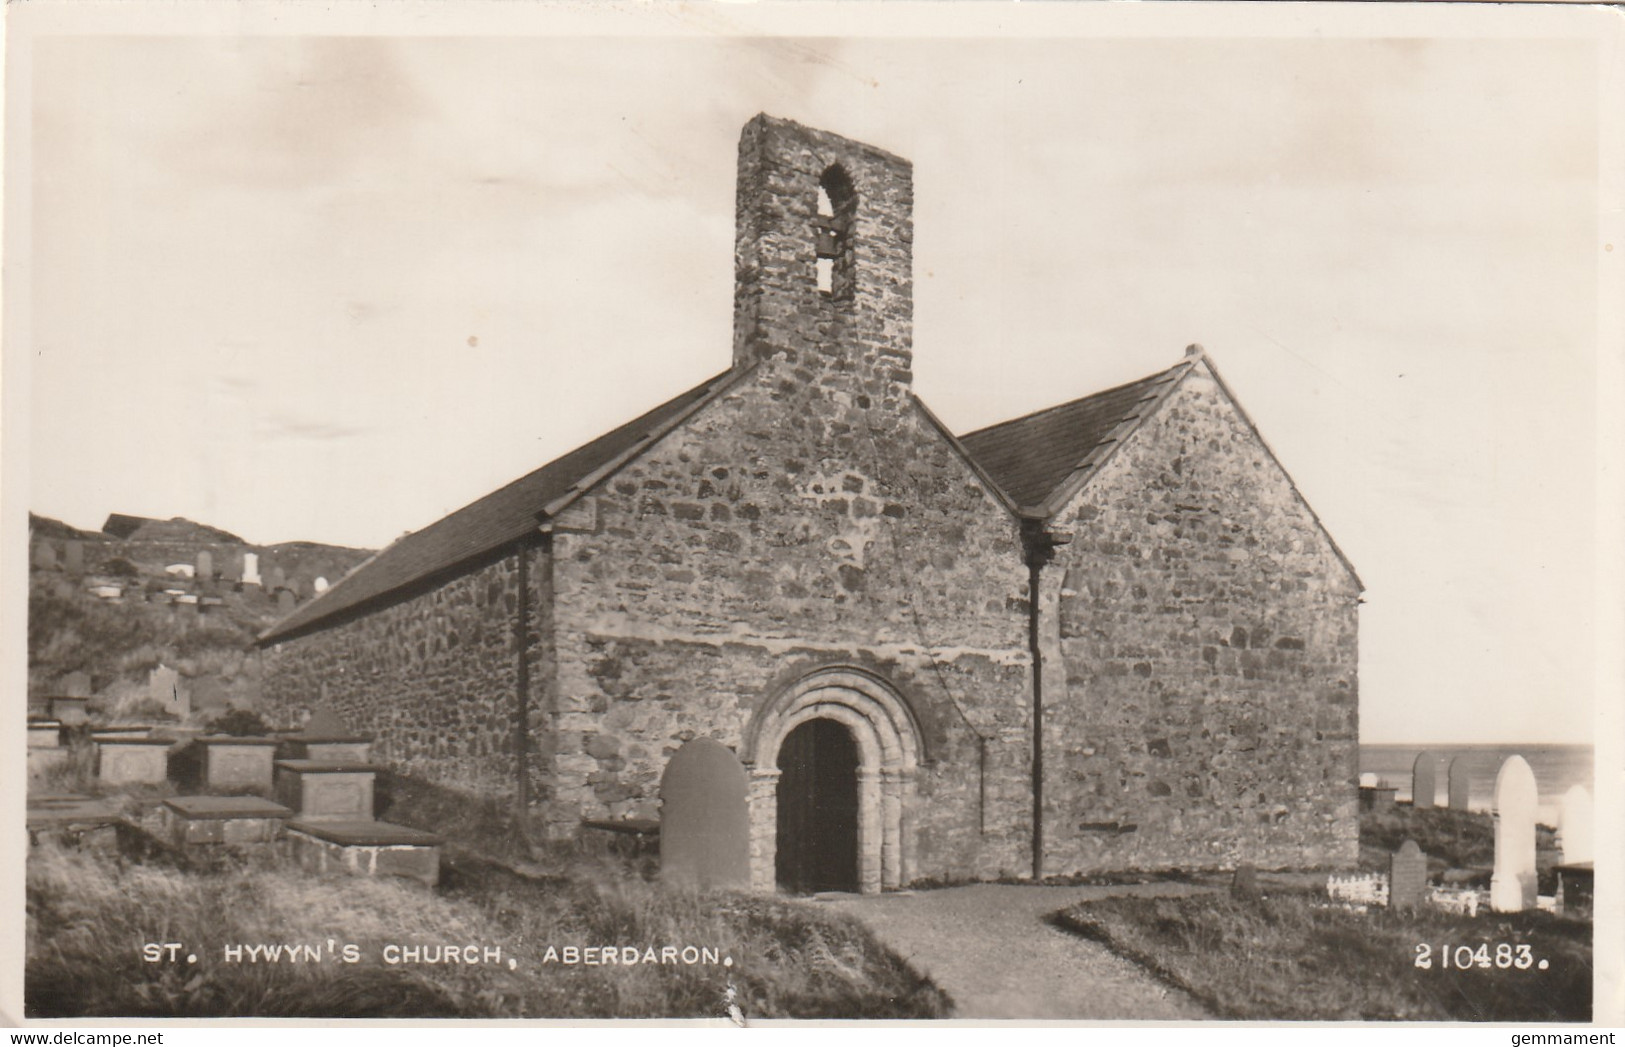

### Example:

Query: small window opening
xmin=815 ymin=164 xmax=856 ymax=300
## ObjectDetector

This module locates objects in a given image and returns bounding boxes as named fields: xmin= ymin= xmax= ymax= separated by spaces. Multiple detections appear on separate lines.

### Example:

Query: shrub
xmin=204 ymin=709 xmax=272 ymax=737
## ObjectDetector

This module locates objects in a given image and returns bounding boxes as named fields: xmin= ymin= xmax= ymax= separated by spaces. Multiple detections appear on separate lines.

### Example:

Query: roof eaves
xmin=257 ymin=366 xmax=757 ymax=647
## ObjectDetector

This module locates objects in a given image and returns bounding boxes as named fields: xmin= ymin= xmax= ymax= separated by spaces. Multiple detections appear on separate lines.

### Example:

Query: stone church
xmin=259 ymin=115 xmax=1361 ymax=893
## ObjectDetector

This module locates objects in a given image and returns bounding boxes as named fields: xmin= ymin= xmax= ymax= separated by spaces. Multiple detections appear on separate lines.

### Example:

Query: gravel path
xmin=820 ymin=882 xmax=1215 ymax=1020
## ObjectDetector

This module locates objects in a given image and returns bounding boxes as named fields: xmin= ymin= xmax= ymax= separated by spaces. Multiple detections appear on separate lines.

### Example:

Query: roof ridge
xmin=1028 ymin=356 xmax=1200 ymax=517
xmin=257 ymin=367 xmax=741 ymax=645
xmin=958 ymin=361 xmax=1184 ymax=443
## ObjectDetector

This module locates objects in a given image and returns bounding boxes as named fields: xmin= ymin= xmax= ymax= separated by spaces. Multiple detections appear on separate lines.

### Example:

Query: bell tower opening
xmin=814 ymin=164 xmax=856 ymax=300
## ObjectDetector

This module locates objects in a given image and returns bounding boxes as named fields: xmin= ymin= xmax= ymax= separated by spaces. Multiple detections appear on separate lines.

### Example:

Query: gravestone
xmin=267 ymin=566 xmax=287 ymax=592
xmin=1448 ymin=755 xmax=1473 ymax=810
xmin=1490 ymin=755 xmax=1539 ymax=913
xmin=277 ymin=589 xmax=297 ymax=614
xmin=1559 ymin=784 xmax=1593 ymax=864
xmin=196 ymin=549 xmax=214 ymax=580
xmin=659 ymin=737 xmax=749 ymax=889
xmin=1390 ymin=839 xmax=1427 ymax=910
xmin=1230 ymin=863 xmax=1261 ymax=902
xmin=314 ymin=576 xmax=329 ymax=593
xmin=59 ymin=671 xmax=91 ymax=698
xmin=1358 ymin=772 xmax=1378 ymax=788
xmin=242 ymin=552 xmax=261 ymax=586
xmin=149 ymin=665 xmax=188 ymax=718
xmin=32 ymin=541 xmax=58 ymax=570
xmin=64 ymin=540 xmax=84 ymax=575
xmin=1411 ymin=751 xmax=1437 ymax=808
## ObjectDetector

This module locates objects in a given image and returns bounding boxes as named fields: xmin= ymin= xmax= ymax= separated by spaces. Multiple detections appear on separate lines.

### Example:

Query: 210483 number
xmin=1414 ymin=943 xmax=1546 ymax=971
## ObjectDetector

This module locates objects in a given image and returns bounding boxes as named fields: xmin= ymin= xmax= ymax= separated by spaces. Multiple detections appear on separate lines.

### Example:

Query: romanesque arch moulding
xmin=741 ymin=666 xmax=924 ymax=894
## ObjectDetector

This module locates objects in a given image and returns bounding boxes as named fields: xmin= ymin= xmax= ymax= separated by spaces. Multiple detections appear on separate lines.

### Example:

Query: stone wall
xmin=545 ymin=363 xmax=1033 ymax=882
xmin=1040 ymin=362 xmax=1360 ymax=873
xmin=529 ymin=117 xmax=1034 ymax=884
xmin=260 ymin=549 xmax=553 ymax=804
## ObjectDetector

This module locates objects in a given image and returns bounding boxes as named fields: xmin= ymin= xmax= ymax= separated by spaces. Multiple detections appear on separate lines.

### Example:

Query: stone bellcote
xmin=731 ymin=115 xmax=914 ymax=416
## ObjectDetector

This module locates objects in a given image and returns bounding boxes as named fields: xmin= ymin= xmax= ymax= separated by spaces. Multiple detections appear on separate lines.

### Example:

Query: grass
xmin=1359 ymin=804 xmax=1564 ymax=892
xmin=1049 ymin=805 xmax=1590 ymax=1021
xmin=25 ymin=834 xmax=949 ymax=1019
xmin=1055 ymin=889 xmax=1590 ymax=1021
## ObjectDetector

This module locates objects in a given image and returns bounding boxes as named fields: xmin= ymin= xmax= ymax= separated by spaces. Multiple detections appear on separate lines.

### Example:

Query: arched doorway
xmin=775 ymin=718 xmax=860 ymax=893
xmin=742 ymin=667 xmax=924 ymax=894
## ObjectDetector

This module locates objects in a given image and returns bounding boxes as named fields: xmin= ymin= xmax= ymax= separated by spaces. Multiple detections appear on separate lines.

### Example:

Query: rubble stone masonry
xmin=1040 ymin=364 xmax=1360 ymax=873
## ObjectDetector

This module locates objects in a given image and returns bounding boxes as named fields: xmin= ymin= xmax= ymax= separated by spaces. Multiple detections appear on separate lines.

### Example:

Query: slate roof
xmin=958 ymin=361 xmax=1189 ymax=512
xmin=258 ymin=369 xmax=742 ymax=644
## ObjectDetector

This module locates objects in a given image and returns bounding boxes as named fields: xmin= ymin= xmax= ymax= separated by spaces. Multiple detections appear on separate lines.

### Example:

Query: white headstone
xmin=1490 ymin=755 xmax=1539 ymax=913
xmin=1359 ymin=772 xmax=1379 ymax=789
xmin=1559 ymin=784 xmax=1593 ymax=864
xmin=242 ymin=552 xmax=261 ymax=586
xmin=314 ymin=576 xmax=329 ymax=593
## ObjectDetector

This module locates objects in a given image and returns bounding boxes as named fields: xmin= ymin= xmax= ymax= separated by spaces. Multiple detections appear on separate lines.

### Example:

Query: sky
xmin=6 ymin=5 xmax=1616 ymax=745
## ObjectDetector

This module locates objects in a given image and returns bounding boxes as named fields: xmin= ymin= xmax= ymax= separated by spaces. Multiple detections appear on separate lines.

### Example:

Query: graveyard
xmin=27 ymin=511 xmax=372 ymax=721
xmin=24 ymin=709 xmax=949 ymax=1019
xmin=23 ymin=517 xmax=1593 ymax=1021
xmin=1053 ymin=754 xmax=1594 ymax=1022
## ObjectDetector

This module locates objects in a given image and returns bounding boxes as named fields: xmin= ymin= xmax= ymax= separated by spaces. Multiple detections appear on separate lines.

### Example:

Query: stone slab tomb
xmin=27 ymin=795 xmax=121 ymax=850
xmin=50 ymin=696 xmax=89 ymax=727
xmin=1554 ymin=861 xmax=1594 ymax=917
xmin=28 ymin=721 xmax=63 ymax=749
xmin=659 ymin=737 xmax=750 ymax=889
xmin=285 ymin=820 xmax=442 ymax=887
xmin=96 ymin=736 xmax=173 ymax=786
xmin=275 ymin=759 xmax=379 ymax=821
xmin=198 ymin=736 xmax=280 ymax=794
xmin=162 ymin=795 xmax=292 ymax=848
xmin=1490 ymin=754 xmax=1539 ymax=913
xmin=281 ymin=734 xmax=374 ymax=763
xmin=1411 ymin=751 xmax=1437 ymax=808
xmin=95 ymin=725 xmax=155 ymax=740
xmin=1390 ymin=839 xmax=1427 ymax=910
xmin=28 ymin=747 xmax=71 ymax=781
xmin=282 ymin=709 xmax=374 ymax=762
xmin=1358 ymin=784 xmax=1397 ymax=811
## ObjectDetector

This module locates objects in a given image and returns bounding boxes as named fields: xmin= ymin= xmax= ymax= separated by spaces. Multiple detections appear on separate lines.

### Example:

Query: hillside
xmin=27 ymin=513 xmax=373 ymax=722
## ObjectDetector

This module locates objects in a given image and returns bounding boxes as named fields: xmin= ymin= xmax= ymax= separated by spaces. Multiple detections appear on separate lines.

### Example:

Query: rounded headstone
xmin=1390 ymin=838 xmax=1428 ymax=910
xmin=1490 ymin=755 xmax=1539 ymax=913
xmin=659 ymin=737 xmax=750 ymax=890
xmin=1559 ymin=784 xmax=1593 ymax=864
xmin=1447 ymin=755 xmax=1473 ymax=811
xmin=1411 ymin=751 xmax=1438 ymax=808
